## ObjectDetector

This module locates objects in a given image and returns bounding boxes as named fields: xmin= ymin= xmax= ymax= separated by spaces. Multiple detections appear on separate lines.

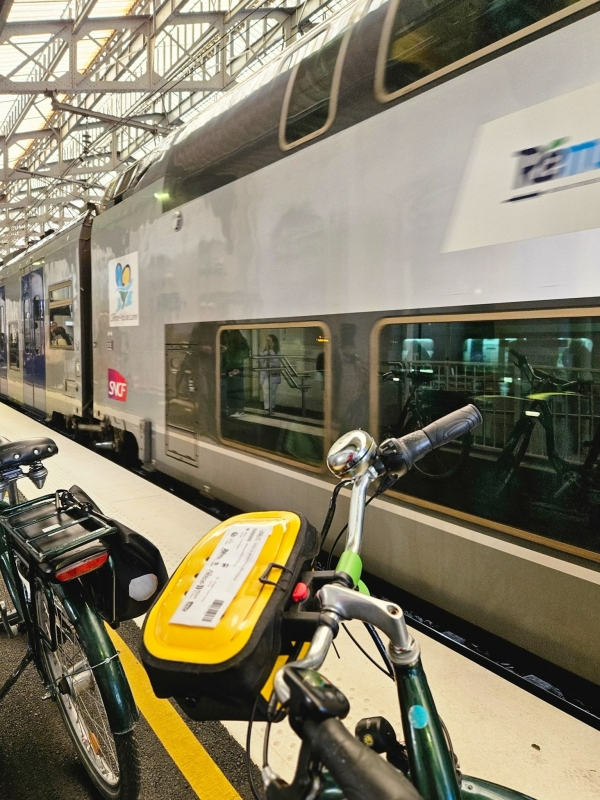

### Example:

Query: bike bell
xmin=327 ymin=430 xmax=377 ymax=479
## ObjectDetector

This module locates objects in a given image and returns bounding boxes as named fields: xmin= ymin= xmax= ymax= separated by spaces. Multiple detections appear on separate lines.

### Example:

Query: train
xmin=2 ymin=0 xmax=600 ymax=683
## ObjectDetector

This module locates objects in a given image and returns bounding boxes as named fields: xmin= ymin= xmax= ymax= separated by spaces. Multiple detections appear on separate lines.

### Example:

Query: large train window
xmin=376 ymin=0 xmax=582 ymax=103
xmin=218 ymin=323 xmax=331 ymax=468
xmin=8 ymin=322 xmax=19 ymax=369
xmin=48 ymin=282 xmax=73 ymax=348
xmin=279 ymin=31 xmax=350 ymax=151
xmin=374 ymin=310 xmax=600 ymax=561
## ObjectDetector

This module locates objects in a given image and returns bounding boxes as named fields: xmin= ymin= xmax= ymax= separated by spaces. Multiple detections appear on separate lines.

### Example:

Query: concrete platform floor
xmin=0 ymin=402 xmax=598 ymax=800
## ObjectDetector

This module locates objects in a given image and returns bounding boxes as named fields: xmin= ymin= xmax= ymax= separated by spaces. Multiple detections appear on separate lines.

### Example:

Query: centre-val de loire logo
xmin=114 ymin=261 xmax=133 ymax=311
xmin=108 ymin=369 xmax=128 ymax=402
xmin=507 ymin=136 xmax=600 ymax=202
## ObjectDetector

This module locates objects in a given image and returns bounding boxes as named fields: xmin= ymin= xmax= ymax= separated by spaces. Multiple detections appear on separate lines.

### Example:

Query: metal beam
xmin=8 ymin=168 xmax=111 ymax=186
xmin=0 ymin=75 xmax=226 ymax=94
xmin=0 ymin=0 xmax=13 ymax=38
xmin=6 ymin=129 xmax=57 ymax=144
xmin=73 ymin=0 xmax=100 ymax=36
xmin=1 ymin=17 xmax=151 ymax=37
xmin=50 ymin=98 xmax=170 ymax=135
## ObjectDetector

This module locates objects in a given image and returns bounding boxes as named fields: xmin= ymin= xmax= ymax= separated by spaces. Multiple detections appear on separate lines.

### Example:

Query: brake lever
xmin=264 ymin=741 xmax=319 ymax=800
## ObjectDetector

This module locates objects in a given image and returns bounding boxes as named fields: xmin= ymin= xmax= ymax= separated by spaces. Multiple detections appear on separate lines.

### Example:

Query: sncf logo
xmin=108 ymin=369 xmax=128 ymax=402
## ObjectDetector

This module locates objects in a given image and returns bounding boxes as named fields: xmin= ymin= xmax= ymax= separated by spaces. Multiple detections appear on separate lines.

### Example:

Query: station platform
xmin=0 ymin=403 xmax=599 ymax=800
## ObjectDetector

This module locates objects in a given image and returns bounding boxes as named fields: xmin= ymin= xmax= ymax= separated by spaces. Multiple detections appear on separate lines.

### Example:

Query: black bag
xmin=68 ymin=485 xmax=168 ymax=625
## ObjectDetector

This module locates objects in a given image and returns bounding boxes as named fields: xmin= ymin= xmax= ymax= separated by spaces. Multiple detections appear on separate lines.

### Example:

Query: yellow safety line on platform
xmin=105 ymin=626 xmax=242 ymax=800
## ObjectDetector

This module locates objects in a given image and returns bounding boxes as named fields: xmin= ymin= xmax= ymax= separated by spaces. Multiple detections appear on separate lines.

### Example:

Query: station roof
xmin=0 ymin=0 xmax=352 ymax=261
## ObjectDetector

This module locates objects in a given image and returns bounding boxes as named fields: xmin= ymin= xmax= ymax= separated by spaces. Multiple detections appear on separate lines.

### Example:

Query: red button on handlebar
xmin=292 ymin=582 xmax=309 ymax=603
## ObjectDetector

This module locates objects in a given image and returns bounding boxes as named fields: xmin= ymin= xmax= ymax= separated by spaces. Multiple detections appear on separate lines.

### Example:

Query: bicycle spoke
xmin=36 ymin=588 xmax=120 ymax=786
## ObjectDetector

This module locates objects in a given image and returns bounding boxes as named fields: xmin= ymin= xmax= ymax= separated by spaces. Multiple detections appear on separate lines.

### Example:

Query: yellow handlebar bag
xmin=140 ymin=511 xmax=319 ymax=720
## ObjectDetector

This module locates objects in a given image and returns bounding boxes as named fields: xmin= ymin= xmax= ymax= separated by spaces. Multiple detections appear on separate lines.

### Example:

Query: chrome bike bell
xmin=326 ymin=430 xmax=377 ymax=479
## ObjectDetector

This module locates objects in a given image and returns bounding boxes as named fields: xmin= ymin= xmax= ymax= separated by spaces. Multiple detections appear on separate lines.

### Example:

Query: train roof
xmin=1 ymin=212 xmax=91 ymax=276
xmin=102 ymin=0 xmax=385 ymax=208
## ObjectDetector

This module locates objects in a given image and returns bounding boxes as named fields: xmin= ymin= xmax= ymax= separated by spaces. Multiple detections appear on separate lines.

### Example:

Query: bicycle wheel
xmin=35 ymin=583 xmax=140 ymax=800
xmin=404 ymin=415 xmax=470 ymax=480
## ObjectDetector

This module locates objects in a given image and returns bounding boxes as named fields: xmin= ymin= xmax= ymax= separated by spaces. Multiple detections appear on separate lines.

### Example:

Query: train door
xmin=0 ymin=287 xmax=6 ymax=394
xmin=21 ymin=268 xmax=46 ymax=413
xmin=165 ymin=343 xmax=199 ymax=465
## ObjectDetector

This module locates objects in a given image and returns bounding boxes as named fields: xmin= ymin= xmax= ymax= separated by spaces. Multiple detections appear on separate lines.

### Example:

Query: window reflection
xmin=220 ymin=325 xmax=328 ymax=466
xmin=49 ymin=283 xmax=73 ymax=348
xmin=383 ymin=0 xmax=579 ymax=98
xmin=9 ymin=322 xmax=19 ymax=369
xmin=282 ymin=35 xmax=345 ymax=148
xmin=378 ymin=316 xmax=600 ymax=555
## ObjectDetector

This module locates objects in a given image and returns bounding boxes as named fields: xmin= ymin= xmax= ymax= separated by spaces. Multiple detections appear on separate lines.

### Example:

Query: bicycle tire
xmin=404 ymin=415 xmax=470 ymax=480
xmin=35 ymin=583 xmax=141 ymax=800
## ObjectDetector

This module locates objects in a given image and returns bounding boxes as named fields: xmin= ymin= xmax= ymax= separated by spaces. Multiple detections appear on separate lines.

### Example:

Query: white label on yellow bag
xmin=169 ymin=522 xmax=276 ymax=628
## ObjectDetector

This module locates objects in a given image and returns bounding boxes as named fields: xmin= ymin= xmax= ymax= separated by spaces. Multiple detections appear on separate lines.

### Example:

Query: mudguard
xmin=58 ymin=581 xmax=139 ymax=734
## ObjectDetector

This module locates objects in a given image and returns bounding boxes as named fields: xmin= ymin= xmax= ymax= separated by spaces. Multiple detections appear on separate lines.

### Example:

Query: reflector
xmin=55 ymin=552 xmax=109 ymax=582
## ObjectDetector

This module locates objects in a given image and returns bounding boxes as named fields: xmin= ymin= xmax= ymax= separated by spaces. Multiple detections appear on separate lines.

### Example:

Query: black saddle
xmin=0 ymin=438 xmax=58 ymax=471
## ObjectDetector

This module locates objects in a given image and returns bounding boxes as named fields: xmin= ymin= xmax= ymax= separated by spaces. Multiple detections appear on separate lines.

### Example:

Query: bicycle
xmin=485 ymin=349 xmax=587 ymax=495
xmin=0 ymin=436 xmax=141 ymax=800
xmin=381 ymin=362 xmax=472 ymax=479
xmin=142 ymin=406 xmax=535 ymax=800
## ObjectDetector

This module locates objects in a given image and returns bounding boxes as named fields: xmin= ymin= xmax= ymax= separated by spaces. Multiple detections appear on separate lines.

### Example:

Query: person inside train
xmin=50 ymin=320 xmax=72 ymax=347
xmin=259 ymin=334 xmax=282 ymax=413
xmin=221 ymin=329 xmax=250 ymax=418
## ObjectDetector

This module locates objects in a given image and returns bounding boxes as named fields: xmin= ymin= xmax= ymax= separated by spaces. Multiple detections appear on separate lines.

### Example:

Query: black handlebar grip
xmin=420 ymin=404 xmax=482 ymax=451
xmin=303 ymin=718 xmax=423 ymax=800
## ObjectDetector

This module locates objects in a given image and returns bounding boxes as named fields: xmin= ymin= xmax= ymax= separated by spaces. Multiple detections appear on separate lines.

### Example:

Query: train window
xmin=218 ymin=323 xmax=331 ymax=468
xmin=375 ymin=310 xmax=600 ymax=560
xmin=49 ymin=282 xmax=73 ymax=349
xmin=33 ymin=296 xmax=43 ymax=355
xmin=9 ymin=322 xmax=19 ymax=369
xmin=280 ymin=32 xmax=350 ymax=151
xmin=376 ymin=0 xmax=581 ymax=103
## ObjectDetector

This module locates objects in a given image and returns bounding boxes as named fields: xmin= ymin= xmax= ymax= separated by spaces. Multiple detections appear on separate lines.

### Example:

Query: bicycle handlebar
xmin=302 ymin=717 xmax=423 ymax=800
xmin=378 ymin=405 xmax=482 ymax=476
xmin=508 ymin=349 xmax=588 ymax=393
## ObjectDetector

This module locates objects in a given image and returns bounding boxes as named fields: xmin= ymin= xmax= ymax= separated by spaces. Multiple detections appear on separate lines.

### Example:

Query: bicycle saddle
xmin=0 ymin=438 xmax=58 ymax=470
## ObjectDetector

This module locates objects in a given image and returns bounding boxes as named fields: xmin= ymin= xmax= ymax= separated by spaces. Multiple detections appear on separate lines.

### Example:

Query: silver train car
xmin=3 ymin=0 xmax=600 ymax=683
xmin=0 ymin=214 xmax=92 ymax=421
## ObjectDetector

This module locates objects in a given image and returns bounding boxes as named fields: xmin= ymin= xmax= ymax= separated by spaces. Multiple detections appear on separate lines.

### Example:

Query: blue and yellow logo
xmin=115 ymin=262 xmax=133 ymax=311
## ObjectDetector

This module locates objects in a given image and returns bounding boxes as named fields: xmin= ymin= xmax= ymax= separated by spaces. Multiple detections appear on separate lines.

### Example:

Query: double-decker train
xmin=2 ymin=0 xmax=600 ymax=682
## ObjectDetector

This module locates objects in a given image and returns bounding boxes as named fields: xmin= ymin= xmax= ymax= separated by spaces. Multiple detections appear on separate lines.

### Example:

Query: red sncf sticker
xmin=108 ymin=369 xmax=128 ymax=402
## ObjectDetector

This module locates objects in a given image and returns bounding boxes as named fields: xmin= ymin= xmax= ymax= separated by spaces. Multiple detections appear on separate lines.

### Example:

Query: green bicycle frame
xmin=333 ymin=549 xmax=535 ymax=800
